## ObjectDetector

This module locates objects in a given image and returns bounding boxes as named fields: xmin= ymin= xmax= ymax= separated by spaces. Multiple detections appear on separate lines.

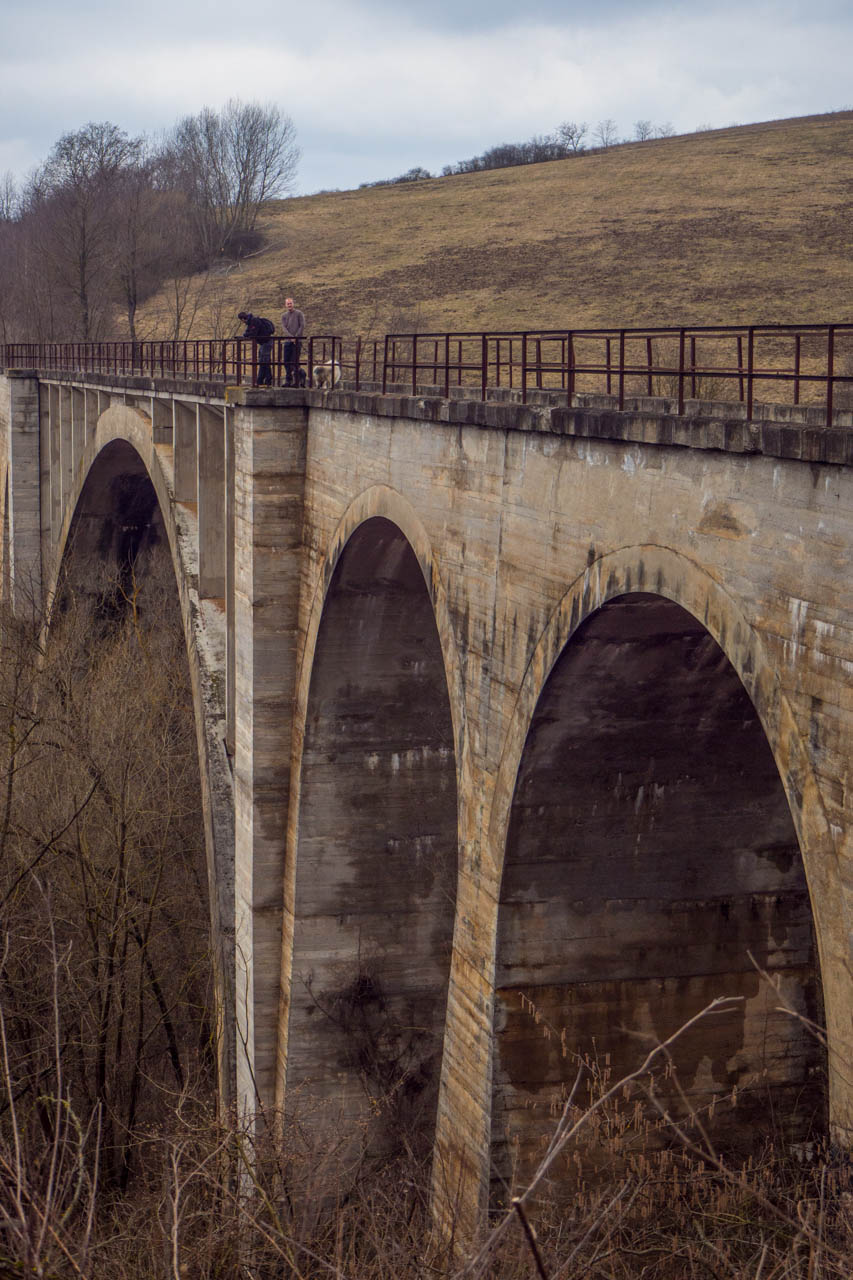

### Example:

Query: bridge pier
xmin=198 ymin=404 xmax=226 ymax=600
xmin=0 ymin=371 xmax=42 ymax=610
xmin=230 ymin=391 xmax=308 ymax=1116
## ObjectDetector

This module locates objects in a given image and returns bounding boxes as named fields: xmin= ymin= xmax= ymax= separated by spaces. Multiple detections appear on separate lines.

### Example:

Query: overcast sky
xmin=1 ymin=0 xmax=849 ymax=194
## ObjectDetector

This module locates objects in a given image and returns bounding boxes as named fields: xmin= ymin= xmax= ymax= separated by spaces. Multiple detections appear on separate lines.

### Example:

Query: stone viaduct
xmin=1 ymin=362 xmax=853 ymax=1236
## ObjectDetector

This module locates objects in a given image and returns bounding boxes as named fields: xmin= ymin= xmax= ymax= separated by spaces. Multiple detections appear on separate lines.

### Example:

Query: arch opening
xmin=492 ymin=591 xmax=825 ymax=1201
xmin=288 ymin=516 xmax=458 ymax=1164
xmin=37 ymin=439 xmax=215 ymax=1184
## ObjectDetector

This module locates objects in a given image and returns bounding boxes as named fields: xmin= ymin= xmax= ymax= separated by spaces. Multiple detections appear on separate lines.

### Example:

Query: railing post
xmin=618 ymin=329 xmax=626 ymax=410
xmin=827 ymin=324 xmax=835 ymax=424
xmin=746 ymin=327 xmax=754 ymax=420
xmin=481 ymin=333 xmax=488 ymax=402
xmin=382 ymin=335 xmax=389 ymax=395
xmin=605 ymin=337 xmax=612 ymax=396
xmin=646 ymin=336 xmax=653 ymax=395
xmin=535 ymin=337 xmax=543 ymax=390
xmin=444 ymin=334 xmax=450 ymax=399
xmin=355 ymin=336 xmax=362 ymax=391
xmin=678 ymin=328 xmax=686 ymax=416
xmin=736 ymin=335 xmax=745 ymax=403
xmin=521 ymin=333 xmax=528 ymax=404
xmin=690 ymin=334 xmax=697 ymax=399
xmin=793 ymin=333 xmax=801 ymax=406
xmin=567 ymin=332 xmax=575 ymax=405
xmin=412 ymin=334 xmax=418 ymax=395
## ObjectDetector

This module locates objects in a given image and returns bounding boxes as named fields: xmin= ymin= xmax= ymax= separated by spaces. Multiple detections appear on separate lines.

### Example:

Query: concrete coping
xmin=5 ymin=368 xmax=853 ymax=466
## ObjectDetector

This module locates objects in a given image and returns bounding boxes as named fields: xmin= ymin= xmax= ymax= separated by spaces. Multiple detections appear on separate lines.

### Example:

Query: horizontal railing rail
xmin=3 ymin=324 xmax=853 ymax=421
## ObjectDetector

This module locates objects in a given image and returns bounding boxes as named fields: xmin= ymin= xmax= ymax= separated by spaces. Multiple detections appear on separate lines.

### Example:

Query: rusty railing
xmin=0 ymin=336 xmax=350 ymax=389
xmin=380 ymin=324 xmax=853 ymax=420
xmin=3 ymin=325 xmax=853 ymax=420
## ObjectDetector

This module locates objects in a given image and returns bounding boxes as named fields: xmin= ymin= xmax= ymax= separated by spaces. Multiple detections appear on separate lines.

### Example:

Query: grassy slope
xmin=139 ymin=111 xmax=853 ymax=340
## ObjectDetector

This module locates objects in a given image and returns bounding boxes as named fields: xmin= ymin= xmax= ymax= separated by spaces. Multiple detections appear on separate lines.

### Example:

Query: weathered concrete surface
xmin=4 ymin=370 xmax=853 ymax=1246
xmin=288 ymin=390 xmax=853 ymax=1240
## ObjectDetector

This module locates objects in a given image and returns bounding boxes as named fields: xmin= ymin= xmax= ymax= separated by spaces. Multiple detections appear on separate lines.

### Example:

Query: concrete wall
xmin=281 ymin=390 xmax=853 ymax=1237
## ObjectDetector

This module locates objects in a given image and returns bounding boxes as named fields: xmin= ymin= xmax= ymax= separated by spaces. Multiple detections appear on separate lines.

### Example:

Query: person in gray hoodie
xmin=281 ymin=297 xmax=305 ymax=386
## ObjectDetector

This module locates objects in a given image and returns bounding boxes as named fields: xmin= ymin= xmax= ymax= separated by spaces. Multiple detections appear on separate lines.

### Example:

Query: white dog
xmin=313 ymin=359 xmax=342 ymax=389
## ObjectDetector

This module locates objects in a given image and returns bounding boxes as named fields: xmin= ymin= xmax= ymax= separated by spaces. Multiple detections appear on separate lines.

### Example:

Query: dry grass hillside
xmin=139 ymin=111 xmax=853 ymax=341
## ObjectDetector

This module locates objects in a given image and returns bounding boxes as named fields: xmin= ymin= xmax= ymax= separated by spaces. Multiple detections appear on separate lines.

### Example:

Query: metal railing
xmin=381 ymin=324 xmax=853 ymax=420
xmin=3 ymin=324 xmax=853 ymax=421
xmin=0 ymin=336 xmax=348 ymax=389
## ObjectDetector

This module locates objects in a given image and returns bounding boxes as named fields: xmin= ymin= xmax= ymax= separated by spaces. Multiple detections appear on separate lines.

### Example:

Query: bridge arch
xmin=435 ymin=537 xmax=845 ymax=1218
xmin=45 ymin=402 xmax=235 ymax=1103
xmin=489 ymin=550 xmax=840 ymax=1198
xmin=277 ymin=485 xmax=465 ymax=1165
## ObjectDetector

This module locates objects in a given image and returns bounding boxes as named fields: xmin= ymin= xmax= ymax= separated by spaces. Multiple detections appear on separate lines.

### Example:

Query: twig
xmin=513 ymin=1197 xmax=550 ymax=1279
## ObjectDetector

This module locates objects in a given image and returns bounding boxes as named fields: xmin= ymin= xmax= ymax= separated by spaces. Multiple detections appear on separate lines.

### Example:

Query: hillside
xmin=138 ymin=111 xmax=853 ymax=341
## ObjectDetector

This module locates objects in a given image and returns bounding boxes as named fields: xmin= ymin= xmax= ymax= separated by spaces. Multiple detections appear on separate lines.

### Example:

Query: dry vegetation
xmin=0 ymin=562 xmax=848 ymax=1275
xmin=138 ymin=111 xmax=853 ymax=341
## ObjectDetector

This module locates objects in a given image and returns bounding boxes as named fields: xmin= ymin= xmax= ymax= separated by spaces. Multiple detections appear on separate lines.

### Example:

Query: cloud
xmin=0 ymin=0 xmax=850 ymax=192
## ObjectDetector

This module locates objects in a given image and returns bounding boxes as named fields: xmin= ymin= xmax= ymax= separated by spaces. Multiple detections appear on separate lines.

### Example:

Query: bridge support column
xmin=71 ymin=388 xmax=85 ymax=479
xmin=230 ymin=392 xmax=308 ymax=1116
xmin=197 ymin=406 xmax=226 ymax=600
xmin=48 ymin=385 xmax=60 ymax=538
xmin=173 ymin=401 xmax=197 ymax=503
xmin=225 ymin=407 xmax=236 ymax=756
xmin=151 ymin=397 xmax=172 ymax=445
xmin=59 ymin=385 xmax=72 ymax=513
xmin=1 ymin=372 xmax=43 ymax=611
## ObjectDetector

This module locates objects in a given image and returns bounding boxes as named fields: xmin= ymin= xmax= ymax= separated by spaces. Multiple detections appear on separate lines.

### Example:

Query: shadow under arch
xmin=45 ymin=404 xmax=235 ymax=1106
xmin=487 ymin=545 xmax=841 ymax=1201
xmin=279 ymin=499 xmax=461 ymax=1165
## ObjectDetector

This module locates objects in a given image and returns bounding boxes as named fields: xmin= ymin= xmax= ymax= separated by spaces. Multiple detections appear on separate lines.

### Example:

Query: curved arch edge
xmin=274 ymin=484 xmax=469 ymax=1115
xmin=44 ymin=401 xmax=237 ymax=1108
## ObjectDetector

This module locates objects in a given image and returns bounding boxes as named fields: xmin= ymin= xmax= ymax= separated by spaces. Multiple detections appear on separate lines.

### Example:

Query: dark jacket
xmin=241 ymin=314 xmax=275 ymax=342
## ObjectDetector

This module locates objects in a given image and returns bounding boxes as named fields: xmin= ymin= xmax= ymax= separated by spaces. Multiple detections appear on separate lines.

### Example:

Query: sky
xmin=1 ymin=0 xmax=850 ymax=195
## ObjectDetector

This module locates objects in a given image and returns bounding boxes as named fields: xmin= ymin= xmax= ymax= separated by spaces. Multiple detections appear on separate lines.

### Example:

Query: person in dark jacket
xmin=238 ymin=311 xmax=275 ymax=386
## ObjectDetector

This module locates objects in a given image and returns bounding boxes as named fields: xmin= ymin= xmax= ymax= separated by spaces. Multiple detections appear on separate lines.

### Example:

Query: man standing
xmin=281 ymin=297 xmax=305 ymax=386
xmin=237 ymin=311 xmax=275 ymax=386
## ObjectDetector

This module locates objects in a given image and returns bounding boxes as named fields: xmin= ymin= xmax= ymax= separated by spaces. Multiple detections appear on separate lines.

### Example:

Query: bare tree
xmin=655 ymin=121 xmax=676 ymax=138
xmin=592 ymin=118 xmax=619 ymax=149
xmin=633 ymin=120 xmax=655 ymax=142
xmin=165 ymin=99 xmax=300 ymax=262
xmin=556 ymin=120 xmax=588 ymax=152
xmin=26 ymin=122 xmax=145 ymax=339
xmin=0 ymin=172 xmax=17 ymax=222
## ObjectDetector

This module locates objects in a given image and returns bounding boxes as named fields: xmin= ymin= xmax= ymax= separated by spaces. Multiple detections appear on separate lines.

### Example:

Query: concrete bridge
xmin=2 ymin=361 xmax=853 ymax=1236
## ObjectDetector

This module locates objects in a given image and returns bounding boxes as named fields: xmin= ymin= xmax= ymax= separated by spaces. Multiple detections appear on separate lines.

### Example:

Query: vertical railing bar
xmin=746 ymin=327 xmax=754 ymax=420
xmin=737 ymin=334 xmax=744 ymax=402
xmin=618 ymin=329 xmax=626 ymax=410
xmin=522 ymin=333 xmax=528 ymax=404
xmin=678 ymin=328 xmax=685 ymax=416
xmin=827 ymin=324 xmax=835 ymax=424
xmin=794 ymin=334 xmax=801 ymax=406
xmin=567 ymin=332 xmax=574 ymax=405
xmin=690 ymin=334 xmax=697 ymax=399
